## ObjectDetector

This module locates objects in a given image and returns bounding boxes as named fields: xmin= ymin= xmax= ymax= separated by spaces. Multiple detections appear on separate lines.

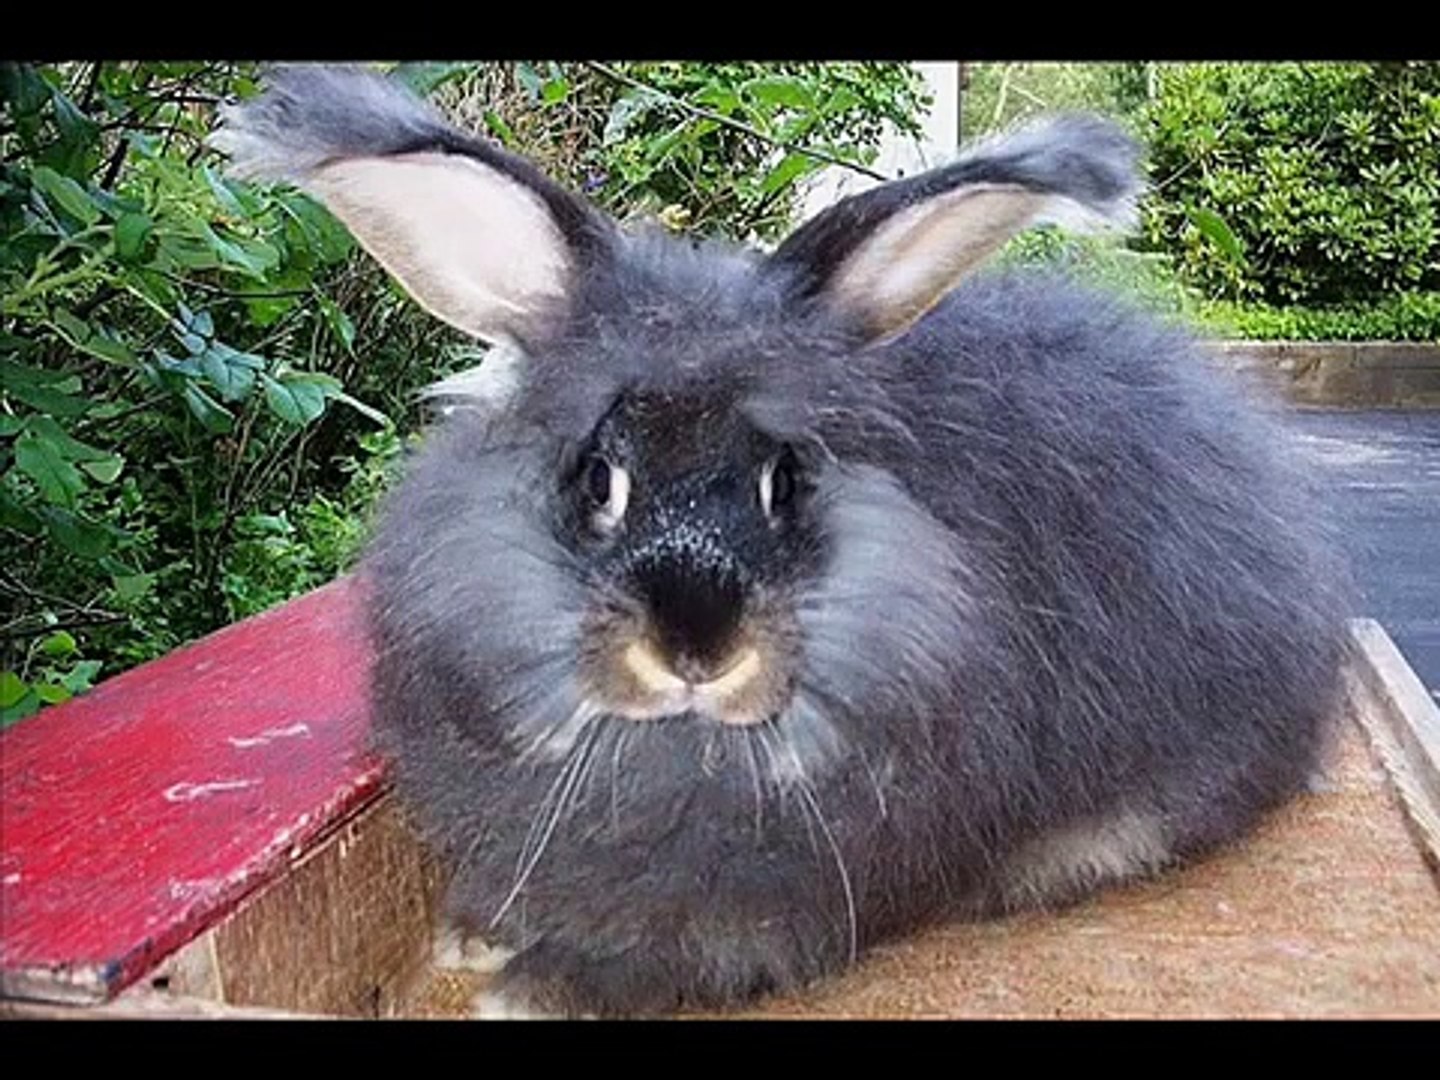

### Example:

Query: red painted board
xmin=0 ymin=576 xmax=383 ymax=1004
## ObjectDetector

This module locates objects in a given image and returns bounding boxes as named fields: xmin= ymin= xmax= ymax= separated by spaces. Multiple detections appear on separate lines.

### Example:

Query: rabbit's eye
xmin=583 ymin=455 xmax=629 ymax=529
xmin=759 ymin=447 xmax=799 ymax=519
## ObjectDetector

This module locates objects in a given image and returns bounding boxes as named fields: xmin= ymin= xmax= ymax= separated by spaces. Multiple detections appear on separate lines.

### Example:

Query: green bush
xmin=434 ymin=61 xmax=928 ymax=242
xmin=999 ymin=227 xmax=1440 ymax=343
xmin=1140 ymin=62 xmax=1440 ymax=307
xmin=1195 ymin=290 xmax=1440 ymax=341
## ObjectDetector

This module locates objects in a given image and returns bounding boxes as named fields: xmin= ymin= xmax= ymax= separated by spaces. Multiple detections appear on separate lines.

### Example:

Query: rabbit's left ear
xmin=767 ymin=115 xmax=1142 ymax=341
xmin=209 ymin=65 xmax=612 ymax=345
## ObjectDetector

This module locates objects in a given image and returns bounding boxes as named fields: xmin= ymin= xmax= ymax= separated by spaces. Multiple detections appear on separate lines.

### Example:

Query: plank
xmin=0 ymin=577 xmax=381 ymax=1004
xmin=1348 ymin=618 xmax=1440 ymax=869
xmin=143 ymin=796 xmax=446 ymax=1017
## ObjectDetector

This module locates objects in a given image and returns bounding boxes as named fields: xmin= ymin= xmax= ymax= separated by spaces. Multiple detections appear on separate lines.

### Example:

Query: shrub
xmin=1140 ymin=62 xmax=1440 ymax=307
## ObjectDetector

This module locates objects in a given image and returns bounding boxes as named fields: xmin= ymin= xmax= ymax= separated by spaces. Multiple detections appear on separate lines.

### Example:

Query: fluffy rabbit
xmin=213 ymin=66 xmax=1350 ymax=1017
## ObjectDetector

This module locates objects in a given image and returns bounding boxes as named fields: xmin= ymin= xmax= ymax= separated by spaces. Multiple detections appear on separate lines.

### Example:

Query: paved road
xmin=1289 ymin=409 xmax=1440 ymax=704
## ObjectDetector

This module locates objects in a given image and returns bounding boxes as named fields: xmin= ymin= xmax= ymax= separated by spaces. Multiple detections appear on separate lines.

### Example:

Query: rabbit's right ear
xmin=209 ymin=65 xmax=611 ymax=345
xmin=766 ymin=115 xmax=1141 ymax=342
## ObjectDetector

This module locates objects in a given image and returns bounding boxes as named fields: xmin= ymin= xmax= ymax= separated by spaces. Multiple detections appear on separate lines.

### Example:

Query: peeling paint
xmin=167 ymin=879 xmax=220 ymax=901
xmin=2 ymin=873 xmax=21 ymax=887
xmin=162 ymin=779 xmax=260 ymax=802
xmin=227 ymin=722 xmax=313 ymax=749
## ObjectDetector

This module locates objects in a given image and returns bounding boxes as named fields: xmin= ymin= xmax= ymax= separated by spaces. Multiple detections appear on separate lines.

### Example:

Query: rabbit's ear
xmin=210 ymin=65 xmax=611 ymax=344
xmin=768 ymin=115 xmax=1141 ymax=341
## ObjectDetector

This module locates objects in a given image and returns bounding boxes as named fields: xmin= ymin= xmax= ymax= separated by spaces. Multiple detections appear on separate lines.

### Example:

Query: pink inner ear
xmin=827 ymin=183 xmax=1049 ymax=339
xmin=304 ymin=152 xmax=573 ymax=344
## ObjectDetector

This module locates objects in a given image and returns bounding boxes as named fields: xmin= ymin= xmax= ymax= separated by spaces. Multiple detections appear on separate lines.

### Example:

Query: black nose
xmin=637 ymin=560 xmax=745 ymax=681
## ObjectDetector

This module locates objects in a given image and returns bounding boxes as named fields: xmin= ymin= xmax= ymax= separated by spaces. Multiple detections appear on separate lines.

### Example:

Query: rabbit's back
xmin=849 ymin=271 xmax=1348 ymax=901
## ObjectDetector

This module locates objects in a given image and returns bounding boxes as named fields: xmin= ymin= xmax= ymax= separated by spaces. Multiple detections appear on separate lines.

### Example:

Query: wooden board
xmin=0 ymin=578 xmax=381 ymax=1004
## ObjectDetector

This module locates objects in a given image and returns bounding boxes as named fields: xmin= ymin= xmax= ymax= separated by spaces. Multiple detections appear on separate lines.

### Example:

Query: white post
xmin=797 ymin=62 xmax=964 ymax=221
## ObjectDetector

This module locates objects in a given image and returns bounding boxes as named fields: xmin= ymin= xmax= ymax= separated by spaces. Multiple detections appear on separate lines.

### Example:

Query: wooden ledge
xmin=0 ymin=578 xmax=381 ymax=1005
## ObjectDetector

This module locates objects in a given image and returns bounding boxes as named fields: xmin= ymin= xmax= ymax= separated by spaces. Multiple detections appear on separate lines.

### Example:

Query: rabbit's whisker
xmin=492 ymin=720 xmax=602 ymax=930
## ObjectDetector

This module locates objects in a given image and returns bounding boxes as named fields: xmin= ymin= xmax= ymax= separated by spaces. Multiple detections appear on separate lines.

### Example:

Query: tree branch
xmin=581 ymin=62 xmax=889 ymax=183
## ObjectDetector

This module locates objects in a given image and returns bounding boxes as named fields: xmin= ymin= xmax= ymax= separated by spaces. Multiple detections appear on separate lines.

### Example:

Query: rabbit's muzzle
xmin=578 ymin=534 xmax=799 ymax=729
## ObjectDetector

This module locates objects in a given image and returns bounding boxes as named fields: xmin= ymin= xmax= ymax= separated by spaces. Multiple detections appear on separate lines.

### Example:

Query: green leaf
xmin=15 ymin=433 xmax=86 ymax=506
xmin=277 ymin=192 xmax=352 ymax=264
xmin=0 ymin=415 xmax=22 ymax=437
xmin=262 ymin=373 xmax=327 ymax=425
xmin=319 ymin=297 xmax=356 ymax=354
xmin=4 ymin=383 xmax=89 ymax=415
xmin=197 ymin=222 xmax=267 ymax=279
xmin=1 ymin=64 xmax=51 ymax=117
xmin=112 ymin=572 xmax=155 ymax=601
xmin=51 ymin=87 xmax=100 ymax=153
xmin=115 ymin=212 xmax=152 ymax=261
xmin=199 ymin=343 xmax=259 ymax=403
xmin=78 ymin=332 xmax=139 ymax=367
xmin=742 ymin=76 xmax=815 ymax=111
xmin=693 ymin=83 xmax=740 ymax=115
xmin=22 ymin=416 xmax=110 ymax=462
xmin=392 ymin=62 xmax=474 ymax=97
xmin=52 ymin=308 xmax=90 ymax=343
xmin=483 ymin=110 xmax=515 ymax=146
xmin=0 ymin=671 xmax=27 ymax=709
xmin=202 ymin=164 xmax=250 ymax=219
xmin=31 ymin=165 xmax=101 ymax=226
xmin=541 ymin=77 xmax=569 ymax=105
xmin=643 ymin=122 xmax=690 ymax=165
xmin=759 ymin=152 xmax=821 ymax=197
xmin=0 ymin=490 xmax=43 ymax=534
xmin=60 ymin=660 xmax=103 ymax=694
xmin=40 ymin=630 xmax=77 ymax=658
xmin=78 ymin=455 xmax=123 ymax=483
xmin=2 ymin=688 xmax=42 ymax=727
xmin=35 ymin=683 xmax=72 ymax=705
xmin=819 ymin=87 xmax=862 ymax=118
xmin=39 ymin=506 xmax=120 ymax=558
xmin=181 ymin=382 xmax=235 ymax=433
xmin=1187 ymin=205 xmax=1246 ymax=263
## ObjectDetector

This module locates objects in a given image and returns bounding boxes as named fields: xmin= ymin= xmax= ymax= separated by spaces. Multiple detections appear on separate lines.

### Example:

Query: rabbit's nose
xmin=637 ymin=561 xmax=746 ymax=680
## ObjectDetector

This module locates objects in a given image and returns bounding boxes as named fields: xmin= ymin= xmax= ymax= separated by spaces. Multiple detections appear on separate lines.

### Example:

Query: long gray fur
xmin=215 ymin=69 xmax=1351 ymax=1016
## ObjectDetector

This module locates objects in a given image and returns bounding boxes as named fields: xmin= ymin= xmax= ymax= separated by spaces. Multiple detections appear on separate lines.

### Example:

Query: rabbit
xmin=212 ymin=65 xmax=1351 ymax=1018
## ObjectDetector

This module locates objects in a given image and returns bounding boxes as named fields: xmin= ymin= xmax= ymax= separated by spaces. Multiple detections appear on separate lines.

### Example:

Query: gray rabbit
xmin=213 ymin=66 xmax=1350 ymax=1017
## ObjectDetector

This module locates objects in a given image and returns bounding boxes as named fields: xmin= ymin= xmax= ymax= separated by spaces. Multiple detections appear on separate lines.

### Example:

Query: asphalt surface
xmin=1289 ymin=408 xmax=1440 ymax=704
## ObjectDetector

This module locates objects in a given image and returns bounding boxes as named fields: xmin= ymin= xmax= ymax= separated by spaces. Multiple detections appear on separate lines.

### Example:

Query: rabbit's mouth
xmin=578 ymin=621 xmax=798 ymax=728
xmin=615 ymin=639 xmax=767 ymax=723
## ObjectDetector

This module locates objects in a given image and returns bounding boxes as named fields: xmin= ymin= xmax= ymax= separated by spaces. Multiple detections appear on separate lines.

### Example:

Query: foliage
xmin=996 ymin=226 xmax=1205 ymax=325
xmin=436 ymin=61 xmax=929 ymax=242
xmin=967 ymin=61 xmax=1440 ymax=334
xmin=1000 ymin=226 xmax=1440 ymax=343
xmin=0 ymin=60 xmax=928 ymax=723
xmin=1139 ymin=62 xmax=1440 ymax=307
xmin=959 ymin=62 xmax=1150 ymax=141
xmin=1195 ymin=290 xmax=1440 ymax=342
xmin=0 ymin=61 xmax=458 ymax=712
